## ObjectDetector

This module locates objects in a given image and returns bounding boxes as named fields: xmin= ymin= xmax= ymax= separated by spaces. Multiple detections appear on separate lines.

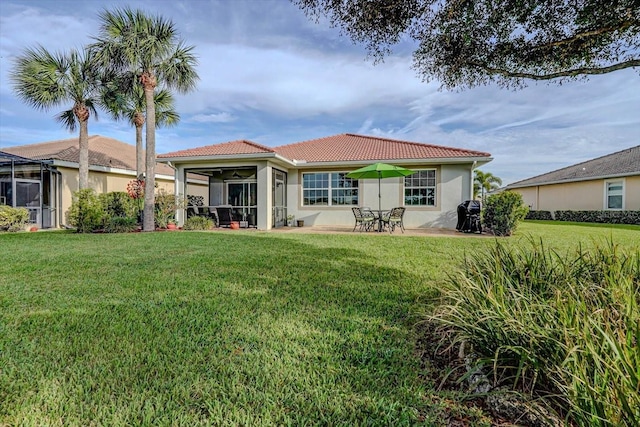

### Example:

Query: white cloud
xmin=189 ymin=112 xmax=236 ymax=123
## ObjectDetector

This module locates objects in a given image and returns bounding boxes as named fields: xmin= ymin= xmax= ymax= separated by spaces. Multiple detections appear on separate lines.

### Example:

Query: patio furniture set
xmin=352 ymin=206 xmax=406 ymax=233
xmin=186 ymin=205 xmax=254 ymax=228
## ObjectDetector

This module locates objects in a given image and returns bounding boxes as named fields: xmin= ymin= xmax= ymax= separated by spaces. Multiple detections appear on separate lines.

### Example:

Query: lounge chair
xmin=352 ymin=207 xmax=375 ymax=232
xmin=381 ymin=207 xmax=406 ymax=233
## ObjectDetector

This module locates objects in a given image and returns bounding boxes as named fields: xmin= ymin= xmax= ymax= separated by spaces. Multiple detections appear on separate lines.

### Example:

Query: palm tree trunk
xmin=75 ymin=103 xmax=90 ymax=189
xmin=142 ymin=72 xmax=157 ymax=232
xmin=135 ymin=119 xmax=144 ymax=179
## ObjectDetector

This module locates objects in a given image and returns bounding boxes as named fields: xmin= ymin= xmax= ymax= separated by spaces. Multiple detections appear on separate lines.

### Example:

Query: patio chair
xmin=352 ymin=207 xmax=375 ymax=232
xmin=381 ymin=207 xmax=406 ymax=234
xmin=215 ymin=206 xmax=233 ymax=227
xmin=186 ymin=205 xmax=200 ymax=219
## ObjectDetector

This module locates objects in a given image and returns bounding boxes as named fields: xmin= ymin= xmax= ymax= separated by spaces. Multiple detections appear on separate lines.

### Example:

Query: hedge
xmin=525 ymin=210 xmax=553 ymax=220
xmin=554 ymin=210 xmax=640 ymax=225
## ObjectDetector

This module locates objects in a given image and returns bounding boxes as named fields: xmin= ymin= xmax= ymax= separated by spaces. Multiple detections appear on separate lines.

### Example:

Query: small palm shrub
xmin=182 ymin=216 xmax=213 ymax=230
xmin=67 ymin=189 xmax=104 ymax=233
xmin=431 ymin=240 xmax=640 ymax=426
xmin=483 ymin=191 xmax=528 ymax=236
xmin=0 ymin=205 xmax=30 ymax=232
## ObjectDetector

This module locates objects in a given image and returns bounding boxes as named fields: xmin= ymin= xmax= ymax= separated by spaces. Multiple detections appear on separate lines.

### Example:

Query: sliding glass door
xmin=227 ymin=181 xmax=257 ymax=227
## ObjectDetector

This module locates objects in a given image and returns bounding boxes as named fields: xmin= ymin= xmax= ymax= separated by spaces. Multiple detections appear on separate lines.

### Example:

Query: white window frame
xmin=404 ymin=169 xmax=437 ymax=207
xmin=604 ymin=178 xmax=625 ymax=210
xmin=302 ymin=172 xmax=359 ymax=206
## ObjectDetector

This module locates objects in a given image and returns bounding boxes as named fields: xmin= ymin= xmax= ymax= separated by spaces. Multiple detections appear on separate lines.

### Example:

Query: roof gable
xmin=508 ymin=145 xmax=640 ymax=188
xmin=158 ymin=140 xmax=275 ymax=158
xmin=273 ymin=133 xmax=491 ymax=162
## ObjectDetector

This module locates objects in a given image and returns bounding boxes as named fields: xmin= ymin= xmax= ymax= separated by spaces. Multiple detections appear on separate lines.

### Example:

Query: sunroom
xmin=0 ymin=151 xmax=61 ymax=229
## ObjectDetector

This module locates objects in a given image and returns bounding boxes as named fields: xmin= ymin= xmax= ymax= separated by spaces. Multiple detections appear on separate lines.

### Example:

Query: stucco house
xmin=505 ymin=145 xmax=640 ymax=212
xmin=158 ymin=133 xmax=492 ymax=230
xmin=1 ymin=135 xmax=208 ymax=229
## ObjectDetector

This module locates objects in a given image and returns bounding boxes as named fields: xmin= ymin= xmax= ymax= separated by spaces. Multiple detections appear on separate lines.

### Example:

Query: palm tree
xmin=91 ymin=7 xmax=198 ymax=231
xmin=11 ymin=46 xmax=100 ymax=189
xmin=102 ymin=81 xmax=180 ymax=178
xmin=474 ymin=170 xmax=503 ymax=203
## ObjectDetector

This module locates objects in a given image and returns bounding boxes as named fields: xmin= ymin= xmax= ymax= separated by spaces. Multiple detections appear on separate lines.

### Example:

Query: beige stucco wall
xmin=625 ymin=176 xmax=640 ymax=209
xmin=512 ymin=175 xmax=640 ymax=212
xmin=57 ymin=166 xmax=207 ymax=226
xmin=291 ymin=163 xmax=474 ymax=229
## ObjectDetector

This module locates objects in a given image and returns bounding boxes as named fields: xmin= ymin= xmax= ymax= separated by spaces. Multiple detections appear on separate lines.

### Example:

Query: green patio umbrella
xmin=346 ymin=162 xmax=415 ymax=213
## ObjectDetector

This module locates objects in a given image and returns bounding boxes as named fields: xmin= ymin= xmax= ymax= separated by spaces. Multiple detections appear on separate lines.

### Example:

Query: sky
xmin=1 ymin=0 xmax=638 ymax=185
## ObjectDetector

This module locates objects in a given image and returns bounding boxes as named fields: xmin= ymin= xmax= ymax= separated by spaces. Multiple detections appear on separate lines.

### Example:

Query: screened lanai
xmin=0 ymin=151 xmax=61 ymax=229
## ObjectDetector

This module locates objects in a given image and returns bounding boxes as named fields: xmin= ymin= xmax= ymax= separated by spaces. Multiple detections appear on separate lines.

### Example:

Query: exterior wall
xmin=168 ymin=160 xmax=478 ymax=230
xmin=625 ymin=176 xmax=640 ymax=209
xmin=511 ymin=175 xmax=640 ymax=212
xmin=57 ymin=166 xmax=207 ymax=226
xmin=291 ymin=163 xmax=475 ymax=229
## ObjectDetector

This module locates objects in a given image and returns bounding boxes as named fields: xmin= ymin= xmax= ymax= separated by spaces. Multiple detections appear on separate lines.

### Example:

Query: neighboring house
xmin=158 ymin=133 xmax=492 ymax=230
xmin=1 ymin=135 xmax=208 ymax=229
xmin=505 ymin=145 xmax=640 ymax=212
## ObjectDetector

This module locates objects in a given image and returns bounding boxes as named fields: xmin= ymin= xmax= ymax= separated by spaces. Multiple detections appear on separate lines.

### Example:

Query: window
xmin=605 ymin=180 xmax=624 ymax=209
xmin=404 ymin=169 xmax=436 ymax=206
xmin=303 ymin=172 xmax=358 ymax=206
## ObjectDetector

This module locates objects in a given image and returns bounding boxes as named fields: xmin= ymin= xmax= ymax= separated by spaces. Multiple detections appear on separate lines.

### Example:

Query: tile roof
xmin=158 ymin=133 xmax=491 ymax=163
xmin=158 ymin=140 xmax=275 ymax=158
xmin=507 ymin=145 xmax=640 ymax=188
xmin=273 ymin=133 xmax=491 ymax=162
xmin=3 ymin=135 xmax=176 ymax=175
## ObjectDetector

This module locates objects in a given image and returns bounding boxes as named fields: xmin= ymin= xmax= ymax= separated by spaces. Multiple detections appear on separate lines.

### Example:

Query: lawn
xmin=1 ymin=222 xmax=638 ymax=426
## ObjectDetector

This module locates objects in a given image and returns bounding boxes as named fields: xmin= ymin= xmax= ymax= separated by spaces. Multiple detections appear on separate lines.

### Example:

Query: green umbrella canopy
xmin=346 ymin=162 xmax=415 ymax=213
xmin=346 ymin=162 xmax=415 ymax=180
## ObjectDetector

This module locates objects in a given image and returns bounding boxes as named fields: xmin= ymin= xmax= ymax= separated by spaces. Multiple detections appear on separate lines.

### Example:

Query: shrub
xmin=431 ymin=240 xmax=640 ymax=426
xmin=104 ymin=216 xmax=138 ymax=233
xmin=525 ymin=210 xmax=553 ymax=220
xmin=100 ymin=191 xmax=138 ymax=220
xmin=0 ymin=205 xmax=30 ymax=232
xmin=154 ymin=189 xmax=185 ymax=229
xmin=555 ymin=210 xmax=640 ymax=224
xmin=67 ymin=189 xmax=104 ymax=233
xmin=183 ymin=216 xmax=213 ymax=230
xmin=482 ymin=191 xmax=529 ymax=236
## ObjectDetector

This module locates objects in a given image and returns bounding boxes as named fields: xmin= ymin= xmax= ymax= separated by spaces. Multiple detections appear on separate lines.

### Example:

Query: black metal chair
xmin=352 ymin=207 xmax=375 ymax=232
xmin=380 ymin=207 xmax=406 ymax=233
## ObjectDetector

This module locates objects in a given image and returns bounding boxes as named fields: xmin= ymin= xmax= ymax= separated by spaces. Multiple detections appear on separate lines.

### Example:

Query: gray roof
xmin=507 ymin=145 xmax=640 ymax=188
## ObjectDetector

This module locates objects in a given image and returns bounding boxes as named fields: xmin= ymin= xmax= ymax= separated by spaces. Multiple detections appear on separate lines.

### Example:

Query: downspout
xmin=470 ymin=161 xmax=477 ymax=200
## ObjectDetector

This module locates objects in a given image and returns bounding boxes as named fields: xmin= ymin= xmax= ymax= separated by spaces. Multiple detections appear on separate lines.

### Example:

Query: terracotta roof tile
xmin=3 ymin=135 xmax=176 ymax=175
xmin=158 ymin=133 xmax=491 ymax=163
xmin=275 ymin=133 xmax=490 ymax=162
xmin=158 ymin=140 xmax=275 ymax=158
xmin=507 ymin=145 xmax=640 ymax=188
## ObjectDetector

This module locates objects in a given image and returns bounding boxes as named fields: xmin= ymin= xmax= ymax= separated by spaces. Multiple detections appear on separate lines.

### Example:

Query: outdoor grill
xmin=456 ymin=200 xmax=482 ymax=233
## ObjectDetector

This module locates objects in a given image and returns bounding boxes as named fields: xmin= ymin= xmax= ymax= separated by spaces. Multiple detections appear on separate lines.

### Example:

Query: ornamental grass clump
xmin=431 ymin=239 xmax=640 ymax=427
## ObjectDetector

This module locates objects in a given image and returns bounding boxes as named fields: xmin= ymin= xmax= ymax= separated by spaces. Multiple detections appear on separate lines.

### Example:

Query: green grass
xmin=1 ymin=223 xmax=639 ymax=426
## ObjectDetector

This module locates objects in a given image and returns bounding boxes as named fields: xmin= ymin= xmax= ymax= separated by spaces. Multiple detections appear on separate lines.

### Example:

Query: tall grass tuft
xmin=431 ymin=239 xmax=640 ymax=426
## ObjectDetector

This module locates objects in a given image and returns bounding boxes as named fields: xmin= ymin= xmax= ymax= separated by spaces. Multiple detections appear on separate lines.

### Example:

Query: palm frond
xmin=55 ymin=109 xmax=77 ymax=132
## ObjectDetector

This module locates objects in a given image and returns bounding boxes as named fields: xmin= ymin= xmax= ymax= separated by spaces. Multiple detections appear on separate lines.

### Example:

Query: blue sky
xmin=1 ymin=0 xmax=638 ymax=185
